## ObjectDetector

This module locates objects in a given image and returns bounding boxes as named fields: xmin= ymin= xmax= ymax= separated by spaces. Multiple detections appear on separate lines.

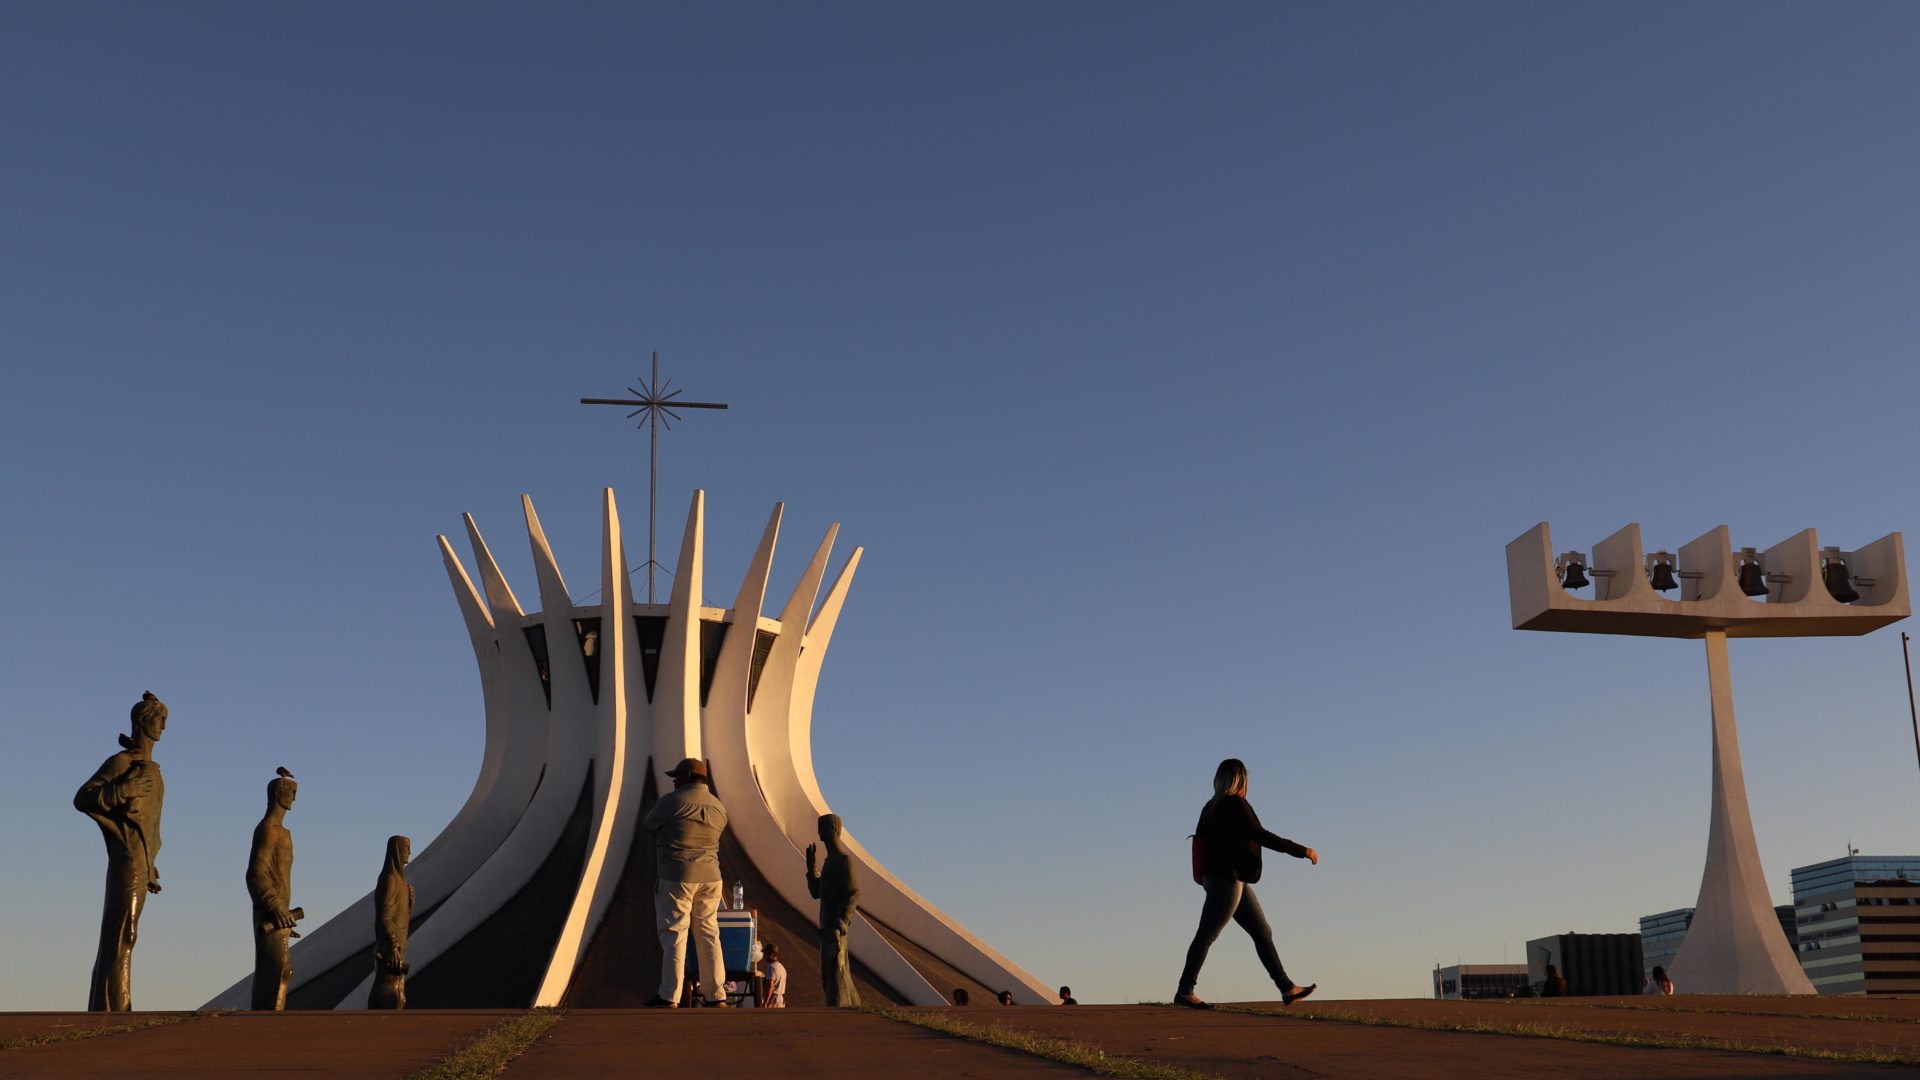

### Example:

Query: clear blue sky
xmin=4 ymin=2 xmax=1920 ymax=1008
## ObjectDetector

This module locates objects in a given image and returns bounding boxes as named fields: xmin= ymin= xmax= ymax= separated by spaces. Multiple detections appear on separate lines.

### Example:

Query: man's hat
xmin=666 ymin=757 xmax=709 ymax=781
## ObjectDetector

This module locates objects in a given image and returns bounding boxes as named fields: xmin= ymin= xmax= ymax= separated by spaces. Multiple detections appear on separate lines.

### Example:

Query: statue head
xmin=268 ymin=767 xmax=298 ymax=812
xmin=128 ymin=691 xmax=167 ymax=744
xmin=817 ymin=813 xmax=842 ymax=844
xmin=386 ymin=834 xmax=411 ymax=869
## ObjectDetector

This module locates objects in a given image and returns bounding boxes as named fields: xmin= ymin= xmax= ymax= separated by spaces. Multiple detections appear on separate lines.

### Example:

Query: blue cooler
xmin=718 ymin=909 xmax=758 ymax=1006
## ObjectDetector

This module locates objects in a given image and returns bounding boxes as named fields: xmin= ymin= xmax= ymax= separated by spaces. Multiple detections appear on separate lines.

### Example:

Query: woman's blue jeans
xmin=1178 ymin=874 xmax=1292 ymax=995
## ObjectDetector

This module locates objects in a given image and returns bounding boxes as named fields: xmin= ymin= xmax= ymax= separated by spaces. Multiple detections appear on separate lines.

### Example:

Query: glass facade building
xmin=1431 ymin=963 xmax=1529 ymax=1000
xmin=1639 ymin=908 xmax=1693 ymax=977
xmin=1791 ymin=855 xmax=1920 ymax=995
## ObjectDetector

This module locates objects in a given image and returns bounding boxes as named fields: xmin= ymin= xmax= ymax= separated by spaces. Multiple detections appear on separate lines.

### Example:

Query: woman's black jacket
xmin=1195 ymin=794 xmax=1307 ymax=884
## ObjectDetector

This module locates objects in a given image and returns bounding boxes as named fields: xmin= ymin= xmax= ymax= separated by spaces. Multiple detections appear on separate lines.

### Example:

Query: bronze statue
xmin=806 ymin=813 xmax=860 ymax=1007
xmin=368 ymin=834 xmax=413 ymax=1009
xmin=246 ymin=767 xmax=303 ymax=1010
xmin=73 ymin=691 xmax=168 ymax=1011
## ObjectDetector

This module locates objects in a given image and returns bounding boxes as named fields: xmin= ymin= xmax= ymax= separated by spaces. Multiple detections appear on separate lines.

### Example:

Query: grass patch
xmin=407 ymin=1008 xmax=564 ymax=1080
xmin=864 ymin=1004 xmax=1223 ymax=1080
xmin=0 ymin=1010 xmax=218 ymax=1051
xmin=1216 ymin=1004 xmax=1920 ymax=1067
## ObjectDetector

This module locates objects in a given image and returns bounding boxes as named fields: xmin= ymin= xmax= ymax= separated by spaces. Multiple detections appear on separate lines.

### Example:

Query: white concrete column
xmin=1667 ymin=630 xmax=1813 ymax=994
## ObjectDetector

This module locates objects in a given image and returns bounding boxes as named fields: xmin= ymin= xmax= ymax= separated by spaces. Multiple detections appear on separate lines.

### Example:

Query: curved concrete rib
xmin=781 ymin=549 xmax=1055 ymax=1004
xmin=535 ymin=489 xmax=634 ymax=1005
xmin=738 ymin=533 xmax=1045 ymax=1002
xmin=702 ymin=513 xmax=940 ymax=1005
xmin=203 ymin=521 xmax=550 ymax=1010
xmin=745 ymin=526 xmax=836 ymax=793
xmin=337 ymin=501 xmax=604 ymax=1008
xmin=650 ymin=491 xmax=706 ymax=789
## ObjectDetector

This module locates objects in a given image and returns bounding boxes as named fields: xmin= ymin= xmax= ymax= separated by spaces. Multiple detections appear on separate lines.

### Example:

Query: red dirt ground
xmin=6 ymin=998 xmax=1919 ymax=1078
xmin=0 ymin=1010 xmax=514 ymax=1078
xmin=922 ymin=999 xmax=1917 ymax=1079
xmin=511 ymin=1008 xmax=1090 ymax=1078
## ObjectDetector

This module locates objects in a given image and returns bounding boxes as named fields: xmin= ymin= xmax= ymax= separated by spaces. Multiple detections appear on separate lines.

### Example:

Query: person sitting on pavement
xmin=1542 ymin=963 xmax=1569 ymax=997
xmin=1641 ymin=965 xmax=1674 ymax=996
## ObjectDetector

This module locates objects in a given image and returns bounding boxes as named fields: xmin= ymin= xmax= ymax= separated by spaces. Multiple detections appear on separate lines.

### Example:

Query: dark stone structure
xmin=369 ymin=835 xmax=414 ymax=1009
xmin=74 ymin=691 xmax=168 ymax=1012
xmin=247 ymin=768 xmax=302 ymax=1010
xmin=808 ymin=813 xmax=861 ymax=1007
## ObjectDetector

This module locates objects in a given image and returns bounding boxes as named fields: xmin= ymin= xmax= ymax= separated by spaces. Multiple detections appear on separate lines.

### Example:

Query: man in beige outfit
xmin=641 ymin=757 xmax=729 ymax=1007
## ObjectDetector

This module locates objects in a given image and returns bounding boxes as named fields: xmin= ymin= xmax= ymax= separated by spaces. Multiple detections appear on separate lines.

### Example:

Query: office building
xmin=1791 ymin=854 xmax=1920 ymax=995
xmin=1432 ymin=964 xmax=1529 ymax=1000
xmin=1526 ymin=933 xmax=1644 ymax=996
xmin=1640 ymin=909 xmax=1693 ymax=976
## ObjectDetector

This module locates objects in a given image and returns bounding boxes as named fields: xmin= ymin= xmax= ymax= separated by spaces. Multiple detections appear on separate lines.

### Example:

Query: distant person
xmin=998 ymin=989 xmax=1015 ymax=1005
xmin=1174 ymin=758 xmax=1319 ymax=1010
xmin=1542 ymin=963 xmax=1568 ymax=997
xmin=1641 ymin=965 xmax=1674 ymax=996
xmin=952 ymin=988 xmax=970 ymax=1006
xmin=762 ymin=944 xmax=787 ymax=1008
xmin=1059 ymin=985 xmax=1078 ymax=1005
xmin=641 ymin=758 xmax=729 ymax=1008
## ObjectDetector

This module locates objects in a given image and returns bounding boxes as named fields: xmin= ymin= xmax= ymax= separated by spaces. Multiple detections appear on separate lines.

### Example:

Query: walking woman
xmin=1175 ymin=758 xmax=1318 ymax=1009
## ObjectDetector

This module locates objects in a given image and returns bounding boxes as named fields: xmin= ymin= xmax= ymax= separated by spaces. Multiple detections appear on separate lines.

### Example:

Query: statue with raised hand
xmin=368 ymin=834 xmax=413 ymax=1009
xmin=805 ymin=813 xmax=861 ymax=1007
xmin=73 ymin=691 xmax=168 ymax=1011
xmin=247 ymin=767 xmax=303 ymax=1010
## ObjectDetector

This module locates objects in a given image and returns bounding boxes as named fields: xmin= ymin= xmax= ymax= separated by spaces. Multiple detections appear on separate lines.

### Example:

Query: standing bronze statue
xmin=368 ymin=834 xmax=413 ymax=1009
xmin=246 ymin=767 xmax=303 ymax=1010
xmin=73 ymin=691 xmax=168 ymax=1011
xmin=806 ymin=813 xmax=861 ymax=1007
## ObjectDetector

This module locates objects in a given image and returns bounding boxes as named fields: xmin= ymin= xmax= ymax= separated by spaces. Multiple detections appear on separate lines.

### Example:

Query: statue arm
xmin=73 ymin=754 xmax=131 ymax=818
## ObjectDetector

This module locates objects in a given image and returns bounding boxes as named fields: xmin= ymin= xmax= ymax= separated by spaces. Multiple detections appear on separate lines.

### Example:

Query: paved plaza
xmin=7 ymin=997 xmax=1920 ymax=1078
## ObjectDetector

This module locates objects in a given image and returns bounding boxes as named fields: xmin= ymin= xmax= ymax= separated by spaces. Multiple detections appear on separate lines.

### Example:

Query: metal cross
xmin=581 ymin=351 xmax=729 ymax=602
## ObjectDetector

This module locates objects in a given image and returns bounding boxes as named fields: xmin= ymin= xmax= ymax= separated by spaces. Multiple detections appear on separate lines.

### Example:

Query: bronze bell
xmin=1737 ymin=561 xmax=1769 ymax=597
xmin=1824 ymin=560 xmax=1860 ymax=604
xmin=1648 ymin=561 xmax=1679 ymax=592
xmin=1561 ymin=561 xmax=1590 ymax=590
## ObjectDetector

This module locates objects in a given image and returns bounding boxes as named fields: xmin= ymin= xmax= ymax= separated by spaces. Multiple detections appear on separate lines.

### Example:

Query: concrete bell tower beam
xmin=1506 ymin=522 xmax=1908 ymax=995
